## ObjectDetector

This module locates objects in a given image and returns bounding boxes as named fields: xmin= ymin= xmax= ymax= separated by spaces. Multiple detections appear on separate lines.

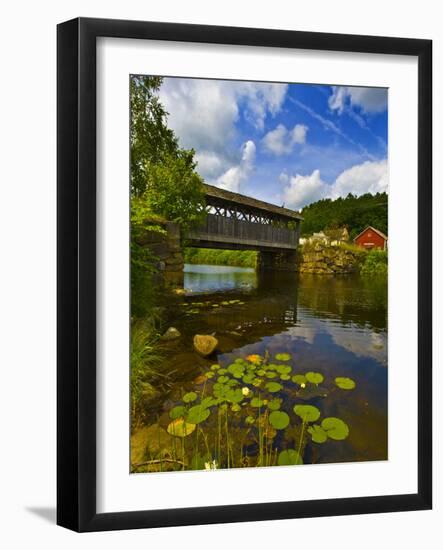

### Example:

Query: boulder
xmin=193 ymin=334 xmax=218 ymax=356
xmin=160 ymin=327 xmax=181 ymax=341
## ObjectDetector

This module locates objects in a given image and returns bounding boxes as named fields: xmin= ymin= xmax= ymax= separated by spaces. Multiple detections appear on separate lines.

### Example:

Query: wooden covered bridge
xmin=188 ymin=184 xmax=303 ymax=271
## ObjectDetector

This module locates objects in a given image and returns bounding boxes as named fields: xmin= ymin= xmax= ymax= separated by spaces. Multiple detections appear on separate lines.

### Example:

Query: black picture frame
xmin=57 ymin=17 xmax=432 ymax=532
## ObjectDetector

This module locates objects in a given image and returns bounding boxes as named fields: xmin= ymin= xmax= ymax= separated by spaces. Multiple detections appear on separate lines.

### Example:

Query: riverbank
xmin=184 ymin=247 xmax=257 ymax=268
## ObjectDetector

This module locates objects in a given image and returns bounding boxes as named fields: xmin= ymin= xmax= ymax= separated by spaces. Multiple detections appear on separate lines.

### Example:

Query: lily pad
xmin=275 ymin=353 xmax=291 ymax=361
xmin=186 ymin=405 xmax=211 ymax=424
xmin=169 ymin=405 xmax=186 ymax=419
xmin=305 ymin=372 xmax=324 ymax=385
xmin=335 ymin=377 xmax=356 ymax=390
xmin=321 ymin=417 xmax=349 ymax=440
xmin=200 ymin=396 xmax=218 ymax=409
xmin=250 ymin=397 xmax=264 ymax=408
xmin=225 ymin=388 xmax=244 ymax=404
xmin=265 ymin=371 xmax=278 ymax=378
xmin=265 ymin=381 xmax=283 ymax=393
xmin=210 ymin=364 xmax=220 ymax=371
xmin=293 ymin=404 xmax=321 ymax=422
xmin=218 ymin=368 xmax=227 ymax=375
xmin=242 ymin=373 xmax=255 ymax=384
xmin=183 ymin=391 xmax=197 ymax=403
xmin=167 ymin=418 xmax=196 ymax=437
xmin=277 ymin=449 xmax=303 ymax=465
xmin=217 ymin=375 xmax=230 ymax=384
xmin=280 ymin=374 xmax=291 ymax=381
xmin=245 ymin=415 xmax=255 ymax=424
xmin=231 ymin=403 xmax=241 ymax=412
xmin=269 ymin=410 xmax=290 ymax=430
xmin=307 ymin=424 xmax=328 ymax=443
xmin=275 ymin=364 xmax=292 ymax=374
xmin=292 ymin=374 xmax=307 ymax=385
xmin=204 ymin=371 xmax=215 ymax=379
xmin=267 ymin=398 xmax=282 ymax=411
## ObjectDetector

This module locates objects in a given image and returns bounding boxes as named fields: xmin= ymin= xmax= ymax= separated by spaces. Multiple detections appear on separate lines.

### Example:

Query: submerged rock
xmin=160 ymin=327 xmax=181 ymax=341
xmin=193 ymin=334 xmax=218 ymax=356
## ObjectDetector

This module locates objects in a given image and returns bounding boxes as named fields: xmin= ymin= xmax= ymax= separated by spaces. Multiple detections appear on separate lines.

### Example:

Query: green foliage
xmin=130 ymin=321 xmax=166 ymax=426
xmin=130 ymin=75 xmax=207 ymax=318
xmin=300 ymin=192 xmax=388 ymax=238
xmin=278 ymin=449 xmax=303 ymax=466
xmin=184 ymin=247 xmax=257 ymax=268
xmin=360 ymin=249 xmax=388 ymax=277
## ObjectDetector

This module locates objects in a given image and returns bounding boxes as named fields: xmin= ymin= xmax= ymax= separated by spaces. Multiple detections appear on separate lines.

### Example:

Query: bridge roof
xmin=203 ymin=184 xmax=303 ymax=221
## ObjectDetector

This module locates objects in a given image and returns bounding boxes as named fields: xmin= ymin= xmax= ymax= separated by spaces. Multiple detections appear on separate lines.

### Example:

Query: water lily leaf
xmin=210 ymin=364 xmax=220 ymax=371
xmin=275 ymin=353 xmax=291 ymax=361
xmin=277 ymin=449 xmax=303 ymax=465
xmin=226 ymin=388 xmax=243 ymax=404
xmin=251 ymin=397 xmax=264 ymax=407
xmin=252 ymin=378 xmax=263 ymax=387
xmin=265 ymin=371 xmax=278 ymax=378
xmin=186 ymin=405 xmax=211 ymax=424
xmin=280 ymin=374 xmax=291 ymax=381
xmin=218 ymin=368 xmax=227 ymax=375
xmin=292 ymin=374 xmax=307 ymax=385
xmin=231 ymin=403 xmax=241 ymax=412
xmin=200 ymin=396 xmax=218 ymax=409
xmin=305 ymin=372 xmax=324 ymax=385
xmin=293 ymin=404 xmax=321 ymax=422
xmin=335 ymin=377 xmax=356 ymax=390
xmin=242 ymin=373 xmax=255 ymax=384
xmin=269 ymin=410 xmax=290 ymax=430
xmin=275 ymin=364 xmax=292 ymax=374
xmin=257 ymin=369 xmax=266 ymax=376
xmin=167 ymin=418 xmax=196 ymax=437
xmin=217 ymin=376 xmax=230 ymax=384
xmin=307 ymin=424 xmax=328 ymax=443
xmin=169 ymin=405 xmax=186 ymax=419
xmin=245 ymin=415 xmax=255 ymax=424
xmin=183 ymin=391 xmax=197 ymax=403
xmin=265 ymin=381 xmax=282 ymax=393
xmin=321 ymin=417 xmax=349 ymax=440
xmin=267 ymin=398 xmax=282 ymax=411
xmin=204 ymin=371 xmax=215 ymax=379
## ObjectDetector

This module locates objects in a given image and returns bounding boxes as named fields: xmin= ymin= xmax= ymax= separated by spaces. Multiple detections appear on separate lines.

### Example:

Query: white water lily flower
xmin=242 ymin=387 xmax=250 ymax=396
xmin=204 ymin=460 xmax=218 ymax=470
xmin=300 ymin=383 xmax=306 ymax=389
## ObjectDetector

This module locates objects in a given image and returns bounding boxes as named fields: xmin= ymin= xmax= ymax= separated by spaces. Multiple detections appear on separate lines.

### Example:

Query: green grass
xmin=184 ymin=247 xmax=257 ymax=268
xmin=360 ymin=249 xmax=388 ymax=277
xmin=131 ymin=321 xmax=167 ymax=427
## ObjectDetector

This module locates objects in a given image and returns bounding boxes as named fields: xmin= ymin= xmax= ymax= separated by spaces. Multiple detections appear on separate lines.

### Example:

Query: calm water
xmin=146 ymin=264 xmax=387 ymax=468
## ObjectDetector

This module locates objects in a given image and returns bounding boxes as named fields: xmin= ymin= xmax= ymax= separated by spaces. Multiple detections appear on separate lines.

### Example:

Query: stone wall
xmin=136 ymin=221 xmax=184 ymax=287
xmin=297 ymin=242 xmax=366 ymax=274
xmin=257 ymin=250 xmax=298 ymax=271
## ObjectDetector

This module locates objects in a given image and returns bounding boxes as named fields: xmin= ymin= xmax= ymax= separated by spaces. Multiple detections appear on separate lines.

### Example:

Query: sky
xmin=158 ymin=77 xmax=388 ymax=211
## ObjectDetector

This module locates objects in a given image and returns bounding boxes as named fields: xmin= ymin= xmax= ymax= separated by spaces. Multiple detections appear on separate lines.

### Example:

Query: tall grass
xmin=131 ymin=321 xmax=167 ymax=428
xmin=184 ymin=247 xmax=257 ymax=268
xmin=360 ymin=249 xmax=388 ymax=277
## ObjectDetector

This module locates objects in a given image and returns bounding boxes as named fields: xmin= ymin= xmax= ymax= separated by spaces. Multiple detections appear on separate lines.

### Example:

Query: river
xmin=136 ymin=263 xmax=387 ymax=470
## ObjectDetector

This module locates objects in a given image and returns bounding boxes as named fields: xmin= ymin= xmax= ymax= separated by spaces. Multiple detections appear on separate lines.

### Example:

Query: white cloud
xmin=194 ymin=151 xmax=229 ymax=180
xmin=216 ymin=140 xmax=256 ymax=193
xmin=282 ymin=169 xmax=328 ymax=210
xmin=262 ymin=123 xmax=308 ymax=155
xmin=329 ymin=86 xmax=387 ymax=114
xmin=160 ymin=78 xmax=287 ymax=151
xmin=332 ymin=159 xmax=388 ymax=197
xmin=282 ymin=159 xmax=388 ymax=210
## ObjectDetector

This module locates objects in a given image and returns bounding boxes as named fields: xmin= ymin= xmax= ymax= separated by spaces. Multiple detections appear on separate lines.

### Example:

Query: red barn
xmin=353 ymin=226 xmax=387 ymax=250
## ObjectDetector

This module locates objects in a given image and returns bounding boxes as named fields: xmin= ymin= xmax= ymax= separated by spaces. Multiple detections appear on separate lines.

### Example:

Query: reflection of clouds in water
xmin=286 ymin=308 xmax=387 ymax=364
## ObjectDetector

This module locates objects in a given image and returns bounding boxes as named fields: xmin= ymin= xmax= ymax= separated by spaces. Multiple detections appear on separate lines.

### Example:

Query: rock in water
xmin=160 ymin=327 xmax=181 ymax=341
xmin=193 ymin=334 xmax=218 ymax=356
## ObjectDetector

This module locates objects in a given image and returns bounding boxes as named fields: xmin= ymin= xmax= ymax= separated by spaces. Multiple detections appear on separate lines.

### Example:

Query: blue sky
xmin=158 ymin=78 xmax=388 ymax=211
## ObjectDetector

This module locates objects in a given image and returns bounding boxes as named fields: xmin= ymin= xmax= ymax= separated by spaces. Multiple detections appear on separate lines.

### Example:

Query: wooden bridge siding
xmin=188 ymin=213 xmax=299 ymax=251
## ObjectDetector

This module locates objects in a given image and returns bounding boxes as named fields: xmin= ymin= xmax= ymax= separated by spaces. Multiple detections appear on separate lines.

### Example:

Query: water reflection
xmin=158 ymin=264 xmax=387 ymax=464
